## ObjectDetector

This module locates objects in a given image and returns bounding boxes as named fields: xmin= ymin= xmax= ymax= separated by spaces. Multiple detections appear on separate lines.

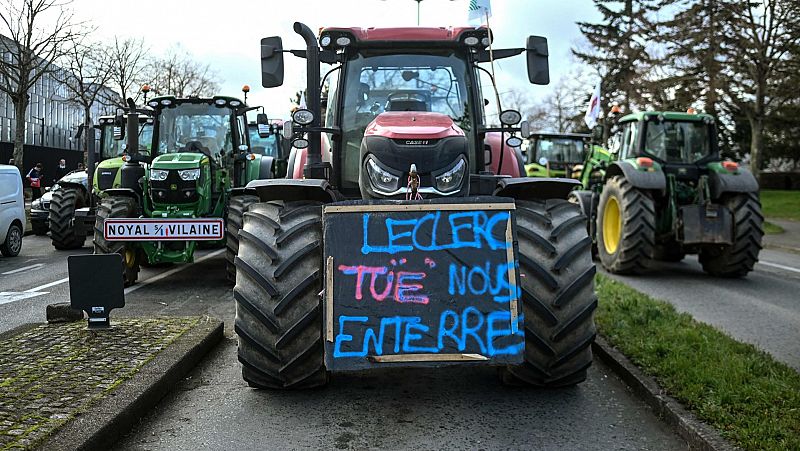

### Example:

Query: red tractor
xmin=234 ymin=23 xmax=596 ymax=389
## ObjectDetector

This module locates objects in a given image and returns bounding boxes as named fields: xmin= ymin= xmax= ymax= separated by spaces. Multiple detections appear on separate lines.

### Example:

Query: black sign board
xmin=323 ymin=197 xmax=524 ymax=371
xmin=68 ymin=254 xmax=125 ymax=329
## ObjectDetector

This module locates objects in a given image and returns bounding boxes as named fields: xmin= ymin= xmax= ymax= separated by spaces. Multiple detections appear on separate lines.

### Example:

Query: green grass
xmin=763 ymin=221 xmax=785 ymax=235
xmin=595 ymin=274 xmax=800 ymax=451
xmin=760 ymin=189 xmax=800 ymax=221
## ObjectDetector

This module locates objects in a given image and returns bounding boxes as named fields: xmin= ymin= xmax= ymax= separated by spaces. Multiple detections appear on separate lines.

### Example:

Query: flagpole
xmin=485 ymin=10 xmax=501 ymax=112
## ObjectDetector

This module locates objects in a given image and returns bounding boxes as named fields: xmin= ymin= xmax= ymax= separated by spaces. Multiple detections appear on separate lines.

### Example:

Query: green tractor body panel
xmin=93 ymin=157 xmax=125 ymax=193
xmin=577 ymin=144 xmax=614 ymax=190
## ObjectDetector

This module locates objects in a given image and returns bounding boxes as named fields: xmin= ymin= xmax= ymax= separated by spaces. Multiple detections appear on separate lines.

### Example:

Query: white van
xmin=0 ymin=164 xmax=25 ymax=257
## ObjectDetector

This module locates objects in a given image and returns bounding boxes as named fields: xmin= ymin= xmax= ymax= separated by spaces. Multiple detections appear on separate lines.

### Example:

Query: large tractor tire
xmin=234 ymin=201 xmax=328 ymax=389
xmin=500 ymin=199 xmax=597 ymax=387
xmin=700 ymin=193 xmax=763 ymax=277
xmin=93 ymin=196 xmax=140 ymax=287
xmin=225 ymin=194 xmax=259 ymax=283
xmin=49 ymin=187 xmax=86 ymax=250
xmin=596 ymin=176 xmax=656 ymax=274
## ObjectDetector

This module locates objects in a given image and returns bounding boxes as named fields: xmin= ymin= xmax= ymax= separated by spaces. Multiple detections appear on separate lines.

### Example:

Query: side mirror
xmin=520 ymin=120 xmax=531 ymax=138
xmin=113 ymin=114 xmax=125 ymax=141
xmin=526 ymin=36 xmax=549 ymax=85
xmin=261 ymin=37 xmax=284 ymax=88
xmin=256 ymin=113 xmax=270 ymax=138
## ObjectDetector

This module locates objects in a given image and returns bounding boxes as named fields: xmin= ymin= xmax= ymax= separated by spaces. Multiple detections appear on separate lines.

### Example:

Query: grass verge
xmin=595 ymin=274 xmax=800 ymax=451
xmin=763 ymin=221 xmax=785 ymax=235
xmin=760 ymin=189 xmax=800 ymax=221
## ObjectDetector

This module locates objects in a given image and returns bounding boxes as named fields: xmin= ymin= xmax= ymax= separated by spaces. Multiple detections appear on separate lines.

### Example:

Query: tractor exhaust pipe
xmin=294 ymin=22 xmax=324 ymax=177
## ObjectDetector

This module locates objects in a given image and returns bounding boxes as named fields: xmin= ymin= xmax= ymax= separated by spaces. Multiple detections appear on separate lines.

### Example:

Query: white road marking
xmin=0 ymin=291 xmax=48 ymax=306
xmin=124 ymin=249 xmax=225 ymax=295
xmin=2 ymin=263 xmax=45 ymax=275
xmin=759 ymin=261 xmax=800 ymax=274
xmin=24 ymin=277 xmax=69 ymax=293
xmin=4 ymin=249 xmax=225 ymax=305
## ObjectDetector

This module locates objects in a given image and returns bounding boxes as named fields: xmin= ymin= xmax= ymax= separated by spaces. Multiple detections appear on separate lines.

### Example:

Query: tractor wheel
xmin=49 ymin=187 xmax=86 ymax=250
xmin=500 ymin=199 xmax=597 ymax=387
xmin=93 ymin=196 xmax=140 ymax=287
xmin=596 ymin=176 xmax=656 ymax=274
xmin=225 ymin=194 xmax=259 ymax=283
xmin=567 ymin=191 xmax=598 ymax=258
xmin=700 ymin=193 xmax=763 ymax=277
xmin=233 ymin=201 xmax=328 ymax=389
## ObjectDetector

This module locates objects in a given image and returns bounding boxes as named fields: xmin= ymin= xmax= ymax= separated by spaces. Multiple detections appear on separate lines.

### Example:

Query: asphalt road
xmin=603 ymin=248 xmax=800 ymax=370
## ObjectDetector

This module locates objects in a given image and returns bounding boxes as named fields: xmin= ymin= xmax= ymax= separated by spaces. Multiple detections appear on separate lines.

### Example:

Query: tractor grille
xmin=150 ymin=170 xmax=198 ymax=204
xmin=97 ymin=167 xmax=119 ymax=190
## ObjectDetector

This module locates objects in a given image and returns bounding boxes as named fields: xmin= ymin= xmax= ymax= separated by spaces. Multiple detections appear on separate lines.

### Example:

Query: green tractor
xmin=524 ymin=132 xmax=590 ymax=179
xmin=92 ymin=96 xmax=280 ymax=285
xmin=570 ymin=111 xmax=762 ymax=277
xmin=41 ymin=115 xmax=153 ymax=250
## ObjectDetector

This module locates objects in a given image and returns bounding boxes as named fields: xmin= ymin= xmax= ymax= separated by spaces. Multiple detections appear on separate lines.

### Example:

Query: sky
xmin=68 ymin=0 xmax=602 ymax=118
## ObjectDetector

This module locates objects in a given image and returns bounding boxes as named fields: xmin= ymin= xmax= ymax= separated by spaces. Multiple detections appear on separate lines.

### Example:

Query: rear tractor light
xmin=636 ymin=157 xmax=654 ymax=168
xmin=723 ymin=161 xmax=739 ymax=172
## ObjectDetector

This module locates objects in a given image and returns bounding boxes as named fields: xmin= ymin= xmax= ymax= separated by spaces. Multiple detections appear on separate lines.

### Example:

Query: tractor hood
xmin=364 ymin=112 xmax=464 ymax=141
xmin=151 ymin=153 xmax=207 ymax=170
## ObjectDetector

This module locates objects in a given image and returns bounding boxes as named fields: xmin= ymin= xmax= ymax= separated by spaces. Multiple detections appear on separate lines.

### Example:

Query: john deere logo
xmin=170 ymin=184 xmax=178 ymax=190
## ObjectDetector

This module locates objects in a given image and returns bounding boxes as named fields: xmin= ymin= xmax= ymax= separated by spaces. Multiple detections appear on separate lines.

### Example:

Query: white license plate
xmin=103 ymin=218 xmax=224 ymax=241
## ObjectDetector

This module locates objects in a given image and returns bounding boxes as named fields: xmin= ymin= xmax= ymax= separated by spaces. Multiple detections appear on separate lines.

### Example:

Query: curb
xmin=592 ymin=336 xmax=738 ymax=451
xmin=37 ymin=317 xmax=224 ymax=451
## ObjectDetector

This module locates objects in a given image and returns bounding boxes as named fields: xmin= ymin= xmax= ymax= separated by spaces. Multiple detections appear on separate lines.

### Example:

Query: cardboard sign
xmin=323 ymin=197 xmax=523 ymax=371
xmin=68 ymin=254 xmax=125 ymax=329
xmin=104 ymin=218 xmax=224 ymax=241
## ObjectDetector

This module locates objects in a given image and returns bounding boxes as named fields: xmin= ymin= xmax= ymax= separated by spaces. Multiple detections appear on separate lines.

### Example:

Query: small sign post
xmin=68 ymin=254 xmax=125 ymax=329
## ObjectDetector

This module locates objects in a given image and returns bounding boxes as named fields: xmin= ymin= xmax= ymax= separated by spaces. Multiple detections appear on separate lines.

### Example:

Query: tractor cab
xmin=525 ymin=132 xmax=590 ymax=178
xmin=95 ymin=115 xmax=154 ymax=191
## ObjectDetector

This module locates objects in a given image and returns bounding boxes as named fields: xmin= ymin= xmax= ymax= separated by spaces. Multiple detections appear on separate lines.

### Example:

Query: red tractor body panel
xmin=364 ymin=112 xmax=464 ymax=140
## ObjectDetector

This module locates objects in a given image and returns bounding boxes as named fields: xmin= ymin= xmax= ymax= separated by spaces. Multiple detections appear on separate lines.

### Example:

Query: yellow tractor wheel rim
xmin=124 ymin=249 xmax=136 ymax=268
xmin=603 ymin=196 xmax=622 ymax=254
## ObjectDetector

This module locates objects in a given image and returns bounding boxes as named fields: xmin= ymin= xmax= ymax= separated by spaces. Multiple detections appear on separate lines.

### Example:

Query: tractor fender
xmin=228 ymin=186 xmax=257 ymax=198
xmin=258 ymin=155 xmax=275 ymax=179
xmin=57 ymin=180 xmax=90 ymax=199
xmin=606 ymin=161 xmax=666 ymax=190
xmin=568 ymin=189 xmax=595 ymax=219
xmin=708 ymin=168 xmax=759 ymax=199
xmin=493 ymin=177 xmax=581 ymax=201
xmin=246 ymin=179 xmax=338 ymax=203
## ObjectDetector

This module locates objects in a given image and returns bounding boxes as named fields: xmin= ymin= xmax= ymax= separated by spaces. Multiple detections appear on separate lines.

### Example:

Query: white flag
xmin=468 ymin=0 xmax=492 ymax=25
xmin=299 ymin=91 xmax=307 ymax=109
xmin=584 ymin=81 xmax=601 ymax=129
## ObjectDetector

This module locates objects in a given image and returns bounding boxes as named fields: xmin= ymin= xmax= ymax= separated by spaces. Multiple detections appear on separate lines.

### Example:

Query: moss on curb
xmin=595 ymin=274 xmax=800 ymax=451
xmin=0 ymin=317 xmax=200 ymax=450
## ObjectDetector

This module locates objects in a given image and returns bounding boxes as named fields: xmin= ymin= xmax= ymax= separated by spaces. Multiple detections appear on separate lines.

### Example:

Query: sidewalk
xmin=0 ymin=316 xmax=222 ymax=450
xmin=764 ymin=218 xmax=800 ymax=254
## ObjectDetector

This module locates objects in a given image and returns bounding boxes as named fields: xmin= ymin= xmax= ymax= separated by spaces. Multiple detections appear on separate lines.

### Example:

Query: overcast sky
xmin=71 ymin=0 xmax=601 ymax=118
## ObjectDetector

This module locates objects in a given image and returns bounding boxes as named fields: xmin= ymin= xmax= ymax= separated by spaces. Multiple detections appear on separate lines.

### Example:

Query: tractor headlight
xmin=366 ymin=157 xmax=400 ymax=194
xmin=292 ymin=109 xmax=314 ymax=125
xmin=435 ymin=158 xmax=466 ymax=193
xmin=178 ymin=169 xmax=200 ymax=181
xmin=150 ymin=169 xmax=169 ymax=181
xmin=499 ymin=110 xmax=522 ymax=126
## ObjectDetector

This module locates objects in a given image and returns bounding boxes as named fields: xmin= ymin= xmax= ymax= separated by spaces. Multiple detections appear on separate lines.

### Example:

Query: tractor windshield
xmin=248 ymin=124 xmax=279 ymax=157
xmin=532 ymin=137 xmax=586 ymax=164
xmin=157 ymin=103 xmax=234 ymax=156
xmin=101 ymin=123 xmax=153 ymax=159
xmin=338 ymin=52 xmax=469 ymax=190
xmin=643 ymin=120 xmax=712 ymax=164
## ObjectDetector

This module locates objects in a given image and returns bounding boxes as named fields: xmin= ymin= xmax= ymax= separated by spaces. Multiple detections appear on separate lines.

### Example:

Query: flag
xmin=299 ymin=91 xmax=307 ymax=109
xmin=468 ymin=0 xmax=491 ymax=25
xmin=584 ymin=81 xmax=601 ymax=129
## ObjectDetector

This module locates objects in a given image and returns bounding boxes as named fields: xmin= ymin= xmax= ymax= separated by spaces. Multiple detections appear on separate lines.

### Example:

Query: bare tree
xmin=146 ymin=46 xmax=220 ymax=98
xmin=108 ymin=36 xmax=149 ymax=107
xmin=720 ymin=0 xmax=800 ymax=178
xmin=0 ymin=0 xmax=82 ymax=173
xmin=58 ymin=36 xmax=114 ymax=154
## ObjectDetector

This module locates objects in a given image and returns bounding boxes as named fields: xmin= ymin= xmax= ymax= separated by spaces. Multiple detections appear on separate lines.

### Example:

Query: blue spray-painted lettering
xmin=362 ymin=211 xmax=510 ymax=255
xmin=448 ymin=262 xmax=519 ymax=303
